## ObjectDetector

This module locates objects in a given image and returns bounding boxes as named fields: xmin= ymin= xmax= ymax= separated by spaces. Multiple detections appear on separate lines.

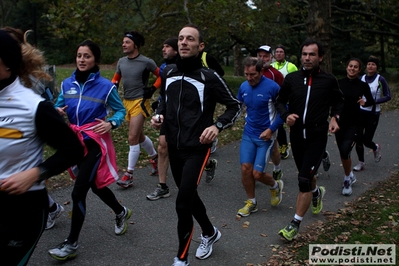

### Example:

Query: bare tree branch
xmin=332 ymin=25 xmax=399 ymax=37
xmin=184 ymin=0 xmax=191 ymax=24
xmin=0 ymin=0 xmax=17 ymax=27
xmin=289 ymin=23 xmax=307 ymax=29
xmin=133 ymin=0 xmax=146 ymax=21
xmin=160 ymin=11 xmax=181 ymax=18
xmin=147 ymin=11 xmax=180 ymax=31
xmin=331 ymin=5 xmax=399 ymax=29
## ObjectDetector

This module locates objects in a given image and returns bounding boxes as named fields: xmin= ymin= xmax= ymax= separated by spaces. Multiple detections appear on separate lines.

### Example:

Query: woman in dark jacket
xmin=353 ymin=56 xmax=391 ymax=171
xmin=337 ymin=58 xmax=374 ymax=196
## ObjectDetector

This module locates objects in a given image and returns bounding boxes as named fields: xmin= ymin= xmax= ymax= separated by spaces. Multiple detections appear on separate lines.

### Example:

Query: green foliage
xmin=1 ymin=0 xmax=398 ymax=72
xmin=43 ymin=0 xmax=124 ymax=64
xmin=225 ymin=76 xmax=246 ymax=95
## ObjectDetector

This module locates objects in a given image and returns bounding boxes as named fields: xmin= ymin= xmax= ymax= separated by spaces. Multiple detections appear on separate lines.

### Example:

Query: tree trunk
xmin=233 ymin=44 xmax=244 ymax=76
xmin=380 ymin=34 xmax=386 ymax=73
xmin=306 ymin=0 xmax=333 ymax=73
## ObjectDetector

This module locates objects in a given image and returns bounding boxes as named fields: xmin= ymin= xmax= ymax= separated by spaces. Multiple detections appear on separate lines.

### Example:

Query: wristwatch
xmin=215 ymin=122 xmax=223 ymax=132
xmin=109 ymin=120 xmax=117 ymax=129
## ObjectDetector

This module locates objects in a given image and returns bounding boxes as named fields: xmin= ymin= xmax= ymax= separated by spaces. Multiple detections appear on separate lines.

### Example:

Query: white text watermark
xmin=309 ymin=244 xmax=395 ymax=265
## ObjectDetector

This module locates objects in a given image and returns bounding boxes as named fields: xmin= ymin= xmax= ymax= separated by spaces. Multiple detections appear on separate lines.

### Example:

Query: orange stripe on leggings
xmin=197 ymin=148 xmax=211 ymax=186
xmin=179 ymin=227 xmax=194 ymax=260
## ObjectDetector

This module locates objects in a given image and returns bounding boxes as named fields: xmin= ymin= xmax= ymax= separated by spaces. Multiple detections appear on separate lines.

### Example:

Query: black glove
xmin=151 ymin=101 xmax=159 ymax=112
xmin=143 ymin=86 xmax=157 ymax=99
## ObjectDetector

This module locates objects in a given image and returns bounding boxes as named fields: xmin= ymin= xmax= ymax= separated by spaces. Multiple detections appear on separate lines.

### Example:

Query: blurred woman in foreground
xmin=0 ymin=29 xmax=84 ymax=266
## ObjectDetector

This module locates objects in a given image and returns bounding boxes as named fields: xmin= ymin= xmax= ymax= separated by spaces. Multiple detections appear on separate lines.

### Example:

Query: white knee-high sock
xmin=140 ymin=136 xmax=157 ymax=157
xmin=128 ymin=144 xmax=140 ymax=172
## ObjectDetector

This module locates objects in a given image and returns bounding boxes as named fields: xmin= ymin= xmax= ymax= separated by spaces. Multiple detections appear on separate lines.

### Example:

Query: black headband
xmin=125 ymin=33 xmax=141 ymax=48
xmin=367 ymin=57 xmax=379 ymax=68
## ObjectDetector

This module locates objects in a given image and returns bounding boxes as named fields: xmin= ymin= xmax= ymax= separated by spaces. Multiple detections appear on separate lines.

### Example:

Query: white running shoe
xmin=172 ymin=257 xmax=190 ymax=266
xmin=374 ymin=144 xmax=382 ymax=162
xmin=46 ymin=203 xmax=64 ymax=230
xmin=342 ymin=180 xmax=352 ymax=196
xmin=48 ymin=240 xmax=78 ymax=261
xmin=115 ymin=207 xmax=132 ymax=235
xmin=353 ymin=162 xmax=365 ymax=171
xmin=195 ymin=226 xmax=221 ymax=260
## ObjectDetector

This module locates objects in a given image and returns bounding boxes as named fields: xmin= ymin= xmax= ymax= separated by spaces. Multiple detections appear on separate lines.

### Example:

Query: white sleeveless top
xmin=360 ymin=74 xmax=380 ymax=113
xmin=0 ymin=77 xmax=46 ymax=191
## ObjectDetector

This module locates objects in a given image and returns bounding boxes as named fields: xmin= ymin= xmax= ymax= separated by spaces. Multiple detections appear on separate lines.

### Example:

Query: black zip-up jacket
xmin=338 ymin=77 xmax=374 ymax=127
xmin=276 ymin=67 xmax=344 ymax=138
xmin=157 ymin=55 xmax=241 ymax=150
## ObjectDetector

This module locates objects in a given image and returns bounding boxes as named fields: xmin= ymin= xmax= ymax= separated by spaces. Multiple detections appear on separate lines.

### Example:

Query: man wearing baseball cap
xmin=256 ymin=45 xmax=284 ymax=182
xmin=257 ymin=45 xmax=284 ymax=86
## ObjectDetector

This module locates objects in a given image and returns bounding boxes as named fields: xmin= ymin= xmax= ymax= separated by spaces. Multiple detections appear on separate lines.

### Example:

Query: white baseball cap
xmin=257 ymin=45 xmax=272 ymax=53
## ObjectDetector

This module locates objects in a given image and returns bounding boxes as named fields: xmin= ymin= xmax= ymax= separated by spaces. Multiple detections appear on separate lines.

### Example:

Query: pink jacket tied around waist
xmin=68 ymin=121 xmax=119 ymax=188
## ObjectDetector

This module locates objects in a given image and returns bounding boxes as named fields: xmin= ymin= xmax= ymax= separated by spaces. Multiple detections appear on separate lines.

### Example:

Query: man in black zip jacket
xmin=151 ymin=24 xmax=241 ymax=265
xmin=276 ymin=39 xmax=343 ymax=241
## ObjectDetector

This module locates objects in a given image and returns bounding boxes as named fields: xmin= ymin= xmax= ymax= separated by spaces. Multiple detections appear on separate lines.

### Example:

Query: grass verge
xmin=264 ymin=173 xmax=399 ymax=266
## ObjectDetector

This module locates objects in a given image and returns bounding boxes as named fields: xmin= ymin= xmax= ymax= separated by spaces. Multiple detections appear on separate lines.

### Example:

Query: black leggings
xmin=355 ymin=112 xmax=380 ymax=162
xmin=335 ymin=125 xmax=356 ymax=160
xmin=290 ymin=129 xmax=327 ymax=192
xmin=67 ymin=139 xmax=124 ymax=243
xmin=168 ymin=146 xmax=214 ymax=261
xmin=0 ymin=189 xmax=48 ymax=266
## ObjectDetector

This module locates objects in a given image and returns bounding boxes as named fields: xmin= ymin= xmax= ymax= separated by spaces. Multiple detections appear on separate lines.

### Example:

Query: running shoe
xmin=48 ymin=240 xmax=78 ymax=261
xmin=342 ymin=180 xmax=352 ymax=196
xmin=350 ymin=174 xmax=357 ymax=185
xmin=205 ymin=159 xmax=218 ymax=183
xmin=149 ymin=155 xmax=158 ymax=176
xmin=353 ymin=162 xmax=365 ymax=171
xmin=115 ymin=206 xmax=132 ymax=235
xmin=46 ymin=203 xmax=64 ymax=230
xmin=279 ymin=144 xmax=290 ymax=159
xmin=195 ymin=226 xmax=221 ymax=260
xmin=210 ymin=138 xmax=218 ymax=154
xmin=172 ymin=257 xmax=190 ymax=266
xmin=237 ymin=200 xmax=258 ymax=217
xmin=311 ymin=186 xmax=326 ymax=214
xmin=146 ymin=184 xmax=170 ymax=200
xmin=270 ymin=180 xmax=284 ymax=206
xmin=322 ymin=151 xmax=331 ymax=171
xmin=278 ymin=222 xmax=299 ymax=241
xmin=374 ymin=144 xmax=382 ymax=162
xmin=272 ymin=170 xmax=282 ymax=181
xmin=117 ymin=172 xmax=134 ymax=188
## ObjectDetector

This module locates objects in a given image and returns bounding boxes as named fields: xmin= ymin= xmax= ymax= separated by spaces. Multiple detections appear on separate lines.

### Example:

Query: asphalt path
xmin=29 ymin=110 xmax=399 ymax=266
